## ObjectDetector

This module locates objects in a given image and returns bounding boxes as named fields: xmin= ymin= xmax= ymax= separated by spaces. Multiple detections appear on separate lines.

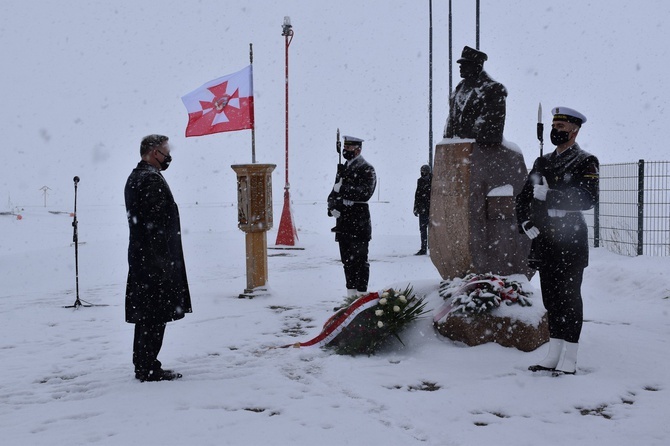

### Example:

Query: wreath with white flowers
xmin=327 ymin=286 xmax=429 ymax=355
xmin=285 ymin=286 xmax=429 ymax=356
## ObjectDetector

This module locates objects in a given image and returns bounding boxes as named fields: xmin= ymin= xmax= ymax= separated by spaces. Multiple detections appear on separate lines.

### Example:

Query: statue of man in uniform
xmin=444 ymin=46 xmax=507 ymax=147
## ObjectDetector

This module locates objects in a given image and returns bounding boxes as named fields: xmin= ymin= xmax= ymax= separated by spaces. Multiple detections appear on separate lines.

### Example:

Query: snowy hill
xmin=1 ymin=204 xmax=669 ymax=445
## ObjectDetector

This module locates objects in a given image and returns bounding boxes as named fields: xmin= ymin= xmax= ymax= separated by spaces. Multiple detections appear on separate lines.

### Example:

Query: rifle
xmin=328 ymin=128 xmax=344 ymax=216
xmin=336 ymin=127 xmax=341 ymax=165
xmin=535 ymin=102 xmax=547 ymax=183
xmin=335 ymin=128 xmax=346 ymax=180
xmin=537 ymin=102 xmax=544 ymax=158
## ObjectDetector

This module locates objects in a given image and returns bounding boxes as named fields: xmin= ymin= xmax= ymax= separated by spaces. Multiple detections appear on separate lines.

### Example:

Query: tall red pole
xmin=284 ymin=20 xmax=292 ymax=186
xmin=275 ymin=16 xmax=299 ymax=247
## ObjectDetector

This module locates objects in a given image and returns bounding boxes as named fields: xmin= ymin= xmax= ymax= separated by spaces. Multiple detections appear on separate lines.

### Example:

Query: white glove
xmin=547 ymin=209 xmax=567 ymax=218
xmin=333 ymin=179 xmax=343 ymax=193
xmin=533 ymin=177 xmax=549 ymax=201
xmin=331 ymin=209 xmax=341 ymax=219
xmin=343 ymin=199 xmax=354 ymax=206
xmin=522 ymin=221 xmax=540 ymax=240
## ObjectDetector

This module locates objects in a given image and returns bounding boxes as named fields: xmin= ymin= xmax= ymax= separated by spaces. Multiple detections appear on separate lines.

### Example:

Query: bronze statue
xmin=444 ymin=46 xmax=507 ymax=147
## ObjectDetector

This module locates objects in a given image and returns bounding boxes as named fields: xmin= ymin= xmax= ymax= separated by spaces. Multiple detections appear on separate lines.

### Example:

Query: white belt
xmin=343 ymin=199 xmax=367 ymax=206
xmin=547 ymin=209 xmax=566 ymax=217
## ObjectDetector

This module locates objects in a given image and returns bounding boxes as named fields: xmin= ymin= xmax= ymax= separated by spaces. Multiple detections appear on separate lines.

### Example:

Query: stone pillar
xmin=430 ymin=140 xmax=533 ymax=280
xmin=231 ymin=163 xmax=276 ymax=298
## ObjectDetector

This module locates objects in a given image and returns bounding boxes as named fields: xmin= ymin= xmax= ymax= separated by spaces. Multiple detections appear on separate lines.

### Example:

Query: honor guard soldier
xmin=327 ymin=136 xmax=377 ymax=297
xmin=515 ymin=107 xmax=599 ymax=375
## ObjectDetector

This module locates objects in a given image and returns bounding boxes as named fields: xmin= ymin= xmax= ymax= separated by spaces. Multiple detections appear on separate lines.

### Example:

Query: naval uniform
xmin=515 ymin=143 xmax=599 ymax=342
xmin=327 ymin=154 xmax=377 ymax=293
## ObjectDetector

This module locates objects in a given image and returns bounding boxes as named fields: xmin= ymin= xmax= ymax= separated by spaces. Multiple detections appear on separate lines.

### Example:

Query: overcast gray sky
xmin=2 ymin=0 xmax=667 ymax=209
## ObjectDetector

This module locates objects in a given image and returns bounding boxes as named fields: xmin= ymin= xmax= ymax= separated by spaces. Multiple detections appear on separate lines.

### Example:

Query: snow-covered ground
xmin=1 ymin=203 xmax=668 ymax=446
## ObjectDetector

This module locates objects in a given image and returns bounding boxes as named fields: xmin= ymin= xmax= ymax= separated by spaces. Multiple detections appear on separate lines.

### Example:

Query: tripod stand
xmin=63 ymin=176 xmax=107 ymax=308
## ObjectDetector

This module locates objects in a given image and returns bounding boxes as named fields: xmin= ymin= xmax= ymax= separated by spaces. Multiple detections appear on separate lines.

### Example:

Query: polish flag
xmin=181 ymin=65 xmax=254 ymax=137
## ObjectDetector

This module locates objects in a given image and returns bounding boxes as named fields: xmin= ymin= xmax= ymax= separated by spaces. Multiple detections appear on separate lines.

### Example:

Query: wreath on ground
xmin=285 ymin=286 xmax=429 ymax=356
xmin=438 ymin=273 xmax=532 ymax=314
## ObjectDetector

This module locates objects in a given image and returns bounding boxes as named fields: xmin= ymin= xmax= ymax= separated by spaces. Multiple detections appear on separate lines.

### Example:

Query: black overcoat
xmin=327 ymin=155 xmax=376 ymax=241
xmin=413 ymin=174 xmax=432 ymax=216
xmin=515 ymin=144 xmax=599 ymax=269
xmin=444 ymin=70 xmax=507 ymax=145
xmin=124 ymin=161 xmax=192 ymax=324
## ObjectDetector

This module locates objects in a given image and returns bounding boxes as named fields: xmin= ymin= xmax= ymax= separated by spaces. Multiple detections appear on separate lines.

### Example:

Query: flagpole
xmin=448 ymin=0 xmax=453 ymax=95
xmin=428 ymin=0 xmax=433 ymax=168
xmin=250 ymin=43 xmax=256 ymax=163
xmin=476 ymin=0 xmax=480 ymax=49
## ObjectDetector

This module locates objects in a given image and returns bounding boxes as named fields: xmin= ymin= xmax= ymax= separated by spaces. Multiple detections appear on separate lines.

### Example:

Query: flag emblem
xmin=181 ymin=65 xmax=254 ymax=137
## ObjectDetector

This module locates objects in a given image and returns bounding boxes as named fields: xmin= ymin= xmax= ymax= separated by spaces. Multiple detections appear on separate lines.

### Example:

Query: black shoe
xmin=528 ymin=364 xmax=555 ymax=372
xmin=414 ymin=249 xmax=427 ymax=256
xmin=136 ymin=369 xmax=183 ymax=382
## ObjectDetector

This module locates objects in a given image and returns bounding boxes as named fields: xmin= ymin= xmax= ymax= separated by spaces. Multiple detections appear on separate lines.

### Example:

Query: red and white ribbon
xmin=284 ymin=292 xmax=380 ymax=348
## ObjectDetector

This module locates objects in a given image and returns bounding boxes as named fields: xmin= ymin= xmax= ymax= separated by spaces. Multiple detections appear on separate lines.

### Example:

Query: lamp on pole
xmin=282 ymin=16 xmax=293 ymax=191
xmin=274 ymin=15 xmax=300 ymax=248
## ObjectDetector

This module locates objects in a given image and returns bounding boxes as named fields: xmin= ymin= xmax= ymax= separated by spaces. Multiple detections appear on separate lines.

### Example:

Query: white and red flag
xmin=181 ymin=65 xmax=254 ymax=137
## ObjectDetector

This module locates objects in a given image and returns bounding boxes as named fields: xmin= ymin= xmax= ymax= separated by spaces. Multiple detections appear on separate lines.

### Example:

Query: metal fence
xmin=585 ymin=160 xmax=670 ymax=256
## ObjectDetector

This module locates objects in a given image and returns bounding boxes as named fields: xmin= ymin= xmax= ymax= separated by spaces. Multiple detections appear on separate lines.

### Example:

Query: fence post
xmin=637 ymin=159 xmax=645 ymax=256
xmin=593 ymin=196 xmax=600 ymax=248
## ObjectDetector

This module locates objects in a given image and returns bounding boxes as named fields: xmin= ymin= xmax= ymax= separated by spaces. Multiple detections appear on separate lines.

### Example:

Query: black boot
xmin=136 ymin=368 xmax=183 ymax=382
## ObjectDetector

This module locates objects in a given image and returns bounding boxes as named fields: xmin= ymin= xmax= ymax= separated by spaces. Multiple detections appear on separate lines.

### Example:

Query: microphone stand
xmin=63 ymin=176 xmax=107 ymax=308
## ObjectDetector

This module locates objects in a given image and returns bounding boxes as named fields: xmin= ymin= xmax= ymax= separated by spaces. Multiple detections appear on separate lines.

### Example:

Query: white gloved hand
xmin=331 ymin=209 xmax=341 ymax=219
xmin=522 ymin=221 xmax=540 ymax=240
xmin=533 ymin=177 xmax=549 ymax=201
xmin=333 ymin=179 xmax=343 ymax=193
xmin=342 ymin=199 xmax=354 ymax=206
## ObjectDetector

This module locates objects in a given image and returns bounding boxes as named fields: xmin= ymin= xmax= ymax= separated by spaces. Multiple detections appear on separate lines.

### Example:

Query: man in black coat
xmin=124 ymin=134 xmax=192 ymax=382
xmin=515 ymin=107 xmax=599 ymax=376
xmin=413 ymin=164 xmax=432 ymax=255
xmin=443 ymin=46 xmax=507 ymax=147
xmin=327 ymin=136 xmax=377 ymax=297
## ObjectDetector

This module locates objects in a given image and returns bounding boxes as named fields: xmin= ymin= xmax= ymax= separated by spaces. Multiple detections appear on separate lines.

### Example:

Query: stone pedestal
xmin=435 ymin=308 xmax=549 ymax=352
xmin=430 ymin=140 xmax=534 ymax=280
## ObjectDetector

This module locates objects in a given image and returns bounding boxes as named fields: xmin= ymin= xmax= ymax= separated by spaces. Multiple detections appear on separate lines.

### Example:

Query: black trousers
xmin=418 ymin=213 xmax=429 ymax=250
xmin=133 ymin=322 xmax=166 ymax=373
xmin=538 ymin=265 xmax=584 ymax=343
xmin=337 ymin=234 xmax=370 ymax=292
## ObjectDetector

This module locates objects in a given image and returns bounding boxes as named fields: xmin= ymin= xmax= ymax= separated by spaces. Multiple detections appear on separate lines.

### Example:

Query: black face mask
xmin=156 ymin=149 xmax=172 ymax=171
xmin=342 ymin=149 xmax=358 ymax=161
xmin=550 ymin=128 xmax=571 ymax=146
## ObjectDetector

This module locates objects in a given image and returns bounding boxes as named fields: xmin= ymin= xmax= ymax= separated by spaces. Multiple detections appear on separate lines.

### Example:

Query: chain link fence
xmin=585 ymin=160 xmax=670 ymax=256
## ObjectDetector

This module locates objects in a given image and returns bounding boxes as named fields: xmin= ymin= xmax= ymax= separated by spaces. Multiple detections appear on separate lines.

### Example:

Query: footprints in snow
xmin=470 ymin=385 xmax=663 ymax=426
xmin=269 ymin=305 xmax=316 ymax=338
xmin=385 ymin=381 xmax=442 ymax=392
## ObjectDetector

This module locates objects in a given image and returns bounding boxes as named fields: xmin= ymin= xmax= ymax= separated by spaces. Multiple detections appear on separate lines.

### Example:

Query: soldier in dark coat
xmin=327 ymin=136 xmax=377 ymax=297
xmin=124 ymin=134 xmax=192 ymax=382
xmin=444 ymin=46 xmax=507 ymax=147
xmin=413 ymin=164 xmax=432 ymax=255
xmin=515 ymin=107 xmax=599 ymax=376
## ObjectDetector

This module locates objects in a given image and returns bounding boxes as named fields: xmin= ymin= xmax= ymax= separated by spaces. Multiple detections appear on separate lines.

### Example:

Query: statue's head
xmin=457 ymin=46 xmax=488 ymax=80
